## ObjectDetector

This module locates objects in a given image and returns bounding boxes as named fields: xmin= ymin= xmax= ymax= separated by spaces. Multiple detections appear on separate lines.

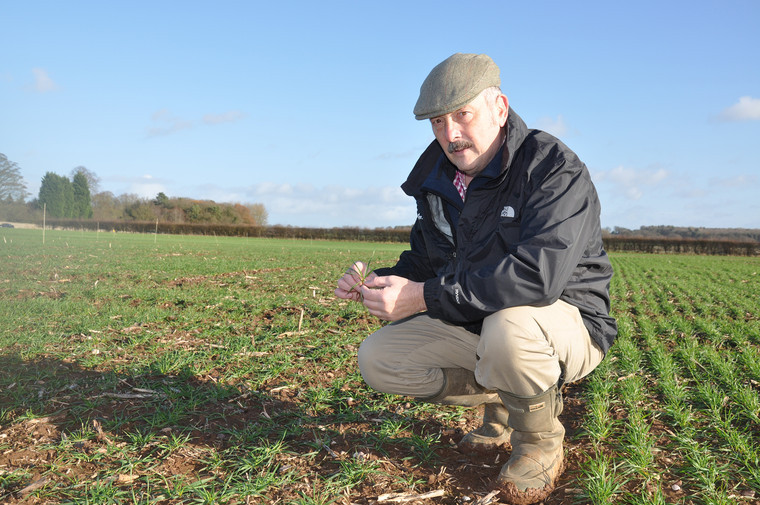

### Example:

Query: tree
xmin=38 ymin=172 xmax=74 ymax=217
xmin=72 ymin=171 xmax=93 ymax=218
xmin=0 ymin=153 xmax=30 ymax=202
xmin=186 ymin=204 xmax=203 ymax=222
xmin=154 ymin=192 xmax=171 ymax=208
xmin=70 ymin=166 xmax=100 ymax=194
xmin=124 ymin=201 xmax=157 ymax=221
xmin=91 ymin=191 xmax=123 ymax=221
xmin=246 ymin=203 xmax=268 ymax=226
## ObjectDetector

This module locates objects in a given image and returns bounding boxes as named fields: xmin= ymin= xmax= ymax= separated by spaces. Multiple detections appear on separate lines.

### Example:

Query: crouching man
xmin=336 ymin=53 xmax=616 ymax=504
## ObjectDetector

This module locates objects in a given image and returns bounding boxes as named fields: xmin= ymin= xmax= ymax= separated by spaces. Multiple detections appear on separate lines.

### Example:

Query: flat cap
xmin=413 ymin=53 xmax=500 ymax=120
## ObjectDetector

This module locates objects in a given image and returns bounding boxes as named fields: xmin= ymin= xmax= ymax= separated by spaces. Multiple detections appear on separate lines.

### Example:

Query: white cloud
xmin=146 ymin=109 xmax=246 ymax=137
xmin=533 ymin=115 xmax=571 ymax=138
xmin=192 ymin=182 xmax=416 ymax=228
xmin=147 ymin=109 xmax=193 ymax=137
xmin=202 ymin=110 xmax=245 ymax=125
xmin=592 ymin=165 xmax=669 ymax=200
xmin=718 ymin=96 xmax=760 ymax=121
xmin=709 ymin=174 xmax=758 ymax=188
xmin=596 ymin=167 xmax=760 ymax=229
xmin=31 ymin=67 xmax=58 ymax=93
xmin=130 ymin=177 xmax=167 ymax=199
xmin=107 ymin=174 xmax=167 ymax=199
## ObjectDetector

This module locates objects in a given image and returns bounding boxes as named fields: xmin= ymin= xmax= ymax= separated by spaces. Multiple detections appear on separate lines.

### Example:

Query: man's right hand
xmin=335 ymin=261 xmax=376 ymax=302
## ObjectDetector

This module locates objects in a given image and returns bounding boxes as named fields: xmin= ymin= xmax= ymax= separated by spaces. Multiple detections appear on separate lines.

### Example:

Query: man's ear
xmin=497 ymin=94 xmax=509 ymax=127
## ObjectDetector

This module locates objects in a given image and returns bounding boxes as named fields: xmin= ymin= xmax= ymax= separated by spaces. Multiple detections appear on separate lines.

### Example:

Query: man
xmin=335 ymin=53 xmax=616 ymax=505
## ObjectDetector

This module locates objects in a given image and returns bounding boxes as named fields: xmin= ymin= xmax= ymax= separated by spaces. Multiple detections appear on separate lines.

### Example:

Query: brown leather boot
xmin=495 ymin=384 xmax=565 ymax=505
xmin=421 ymin=368 xmax=511 ymax=452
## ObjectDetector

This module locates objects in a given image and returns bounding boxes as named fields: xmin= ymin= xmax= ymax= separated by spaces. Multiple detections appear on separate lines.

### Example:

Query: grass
xmin=1 ymin=229 xmax=760 ymax=504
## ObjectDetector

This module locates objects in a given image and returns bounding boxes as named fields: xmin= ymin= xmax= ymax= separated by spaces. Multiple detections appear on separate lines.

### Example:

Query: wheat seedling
xmin=346 ymin=254 xmax=375 ymax=301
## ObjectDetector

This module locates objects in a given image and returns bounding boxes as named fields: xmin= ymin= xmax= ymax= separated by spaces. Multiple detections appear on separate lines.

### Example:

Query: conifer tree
xmin=72 ymin=171 xmax=93 ymax=218
xmin=38 ymin=172 xmax=74 ymax=217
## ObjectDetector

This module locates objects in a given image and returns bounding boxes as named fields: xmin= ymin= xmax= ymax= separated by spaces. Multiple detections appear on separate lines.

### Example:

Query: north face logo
xmin=500 ymin=206 xmax=515 ymax=218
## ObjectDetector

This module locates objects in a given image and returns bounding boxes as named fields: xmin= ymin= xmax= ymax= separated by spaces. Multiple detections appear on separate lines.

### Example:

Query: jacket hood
xmin=401 ymin=107 xmax=529 ymax=197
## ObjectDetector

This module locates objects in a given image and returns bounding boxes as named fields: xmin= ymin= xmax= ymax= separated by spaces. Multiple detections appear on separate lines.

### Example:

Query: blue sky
xmin=2 ymin=1 xmax=759 ymax=229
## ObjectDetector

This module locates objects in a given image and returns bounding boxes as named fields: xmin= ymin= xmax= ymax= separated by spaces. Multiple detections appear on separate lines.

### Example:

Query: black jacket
xmin=375 ymin=108 xmax=617 ymax=353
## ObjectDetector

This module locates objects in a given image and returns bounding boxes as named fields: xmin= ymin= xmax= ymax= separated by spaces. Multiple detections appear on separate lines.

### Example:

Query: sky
xmin=2 ymin=1 xmax=759 ymax=230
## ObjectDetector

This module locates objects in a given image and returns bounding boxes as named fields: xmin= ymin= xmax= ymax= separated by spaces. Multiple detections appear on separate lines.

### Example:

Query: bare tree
xmin=0 ymin=153 xmax=30 ymax=202
xmin=246 ymin=203 xmax=268 ymax=226
xmin=70 ymin=166 xmax=100 ymax=194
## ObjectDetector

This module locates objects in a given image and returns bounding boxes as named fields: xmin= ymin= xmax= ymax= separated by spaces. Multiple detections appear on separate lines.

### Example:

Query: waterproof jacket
xmin=374 ymin=108 xmax=617 ymax=353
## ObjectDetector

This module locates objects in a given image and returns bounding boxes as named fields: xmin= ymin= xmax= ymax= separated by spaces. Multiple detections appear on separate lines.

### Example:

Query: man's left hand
xmin=360 ymin=275 xmax=427 ymax=321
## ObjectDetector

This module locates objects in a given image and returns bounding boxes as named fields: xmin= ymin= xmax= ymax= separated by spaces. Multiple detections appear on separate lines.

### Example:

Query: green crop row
xmin=580 ymin=254 xmax=760 ymax=503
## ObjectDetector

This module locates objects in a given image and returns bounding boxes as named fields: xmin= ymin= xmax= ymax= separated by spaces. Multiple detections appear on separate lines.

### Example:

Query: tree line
xmin=0 ymin=153 xmax=267 ymax=226
xmin=36 ymin=220 xmax=760 ymax=256
xmin=602 ymin=236 xmax=759 ymax=256
xmin=2 ymin=152 xmax=758 ymax=255
xmin=606 ymin=225 xmax=760 ymax=243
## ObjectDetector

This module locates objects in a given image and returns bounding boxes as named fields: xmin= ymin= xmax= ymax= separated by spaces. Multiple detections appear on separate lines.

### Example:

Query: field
xmin=1 ymin=229 xmax=759 ymax=505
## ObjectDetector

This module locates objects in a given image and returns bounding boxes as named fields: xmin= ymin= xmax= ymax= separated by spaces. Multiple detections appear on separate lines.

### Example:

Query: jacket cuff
xmin=423 ymin=278 xmax=443 ymax=317
xmin=371 ymin=266 xmax=395 ymax=277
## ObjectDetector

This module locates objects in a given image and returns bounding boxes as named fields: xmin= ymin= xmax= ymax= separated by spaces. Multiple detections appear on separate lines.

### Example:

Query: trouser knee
xmin=357 ymin=315 xmax=482 ymax=398
xmin=357 ymin=330 xmax=391 ymax=394
xmin=476 ymin=307 xmax=563 ymax=396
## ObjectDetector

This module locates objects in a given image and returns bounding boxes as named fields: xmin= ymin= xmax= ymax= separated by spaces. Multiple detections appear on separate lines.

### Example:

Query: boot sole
xmin=494 ymin=453 xmax=565 ymax=505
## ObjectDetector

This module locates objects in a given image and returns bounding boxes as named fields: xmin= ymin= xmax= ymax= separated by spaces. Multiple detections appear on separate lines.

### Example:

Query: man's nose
xmin=442 ymin=118 xmax=461 ymax=141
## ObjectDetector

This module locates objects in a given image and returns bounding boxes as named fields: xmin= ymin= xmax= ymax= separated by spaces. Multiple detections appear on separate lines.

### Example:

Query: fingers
xmin=359 ymin=285 xmax=389 ymax=315
xmin=335 ymin=262 xmax=372 ymax=303
xmin=360 ymin=276 xmax=425 ymax=322
xmin=336 ymin=274 xmax=356 ymax=292
xmin=335 ymin=287 xmax=362 ymax=302
xmin=362 ymin=274 xmax=386 ymax=288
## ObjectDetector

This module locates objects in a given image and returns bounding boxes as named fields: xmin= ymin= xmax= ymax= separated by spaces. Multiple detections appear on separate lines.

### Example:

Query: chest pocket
xmin=457 ymin=186 xmax=522 ymax=263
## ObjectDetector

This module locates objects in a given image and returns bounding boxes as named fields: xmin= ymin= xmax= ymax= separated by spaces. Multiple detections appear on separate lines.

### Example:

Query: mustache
xmin=448 ymin=140 xmax=473 ymax=154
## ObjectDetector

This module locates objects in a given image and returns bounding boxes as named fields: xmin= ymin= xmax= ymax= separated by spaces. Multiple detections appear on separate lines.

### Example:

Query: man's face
xmin=430 ymin=92 xmax=508 ymax=176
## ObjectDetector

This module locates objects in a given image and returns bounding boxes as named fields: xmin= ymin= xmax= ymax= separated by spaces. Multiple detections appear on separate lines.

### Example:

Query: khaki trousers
xmin=357 ymin=300 xmax=604 ymax=397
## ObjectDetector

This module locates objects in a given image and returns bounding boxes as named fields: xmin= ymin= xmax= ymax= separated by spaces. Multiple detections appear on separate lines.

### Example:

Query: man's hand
xmin=335 ymin=261 xmax=377 ymax=302
xmin=360 ymin=275 xmax=427 ymax=321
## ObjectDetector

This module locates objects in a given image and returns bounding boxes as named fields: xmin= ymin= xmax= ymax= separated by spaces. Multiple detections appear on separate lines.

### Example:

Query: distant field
xmin=1 ymin=229 xmax=759 ymax=504
xmin=0 ymin=222 xmax=39 ymax=229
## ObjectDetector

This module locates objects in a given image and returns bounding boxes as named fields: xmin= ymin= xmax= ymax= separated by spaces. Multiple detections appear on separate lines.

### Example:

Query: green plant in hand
xmin=347 ymin=255 xmax=375 ymax=301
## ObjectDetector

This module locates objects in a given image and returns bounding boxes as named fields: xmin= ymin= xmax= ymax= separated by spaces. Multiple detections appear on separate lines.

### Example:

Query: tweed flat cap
xmin=413 ymin=53 xmax=501 ymax=120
